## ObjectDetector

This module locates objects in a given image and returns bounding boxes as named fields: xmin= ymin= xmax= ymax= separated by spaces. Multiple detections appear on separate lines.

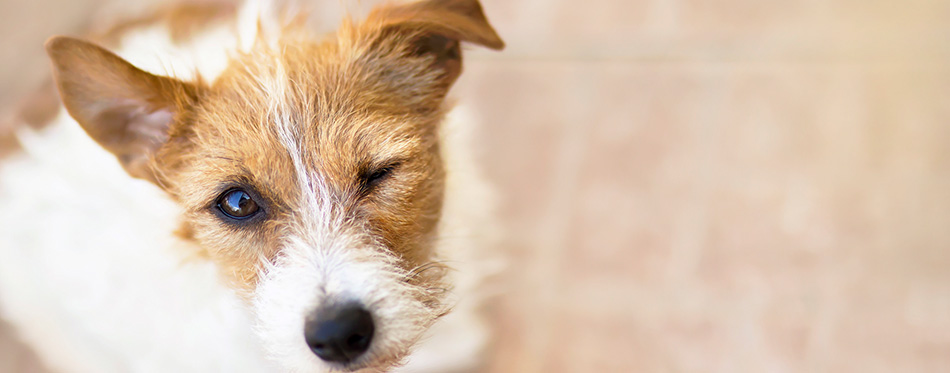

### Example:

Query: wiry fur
xmin=0 ymin=0 xmax=503 ymax=372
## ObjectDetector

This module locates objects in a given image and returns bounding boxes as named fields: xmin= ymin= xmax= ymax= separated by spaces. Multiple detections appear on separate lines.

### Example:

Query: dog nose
xmin=304 ymin=303 xmax=375 ymax=363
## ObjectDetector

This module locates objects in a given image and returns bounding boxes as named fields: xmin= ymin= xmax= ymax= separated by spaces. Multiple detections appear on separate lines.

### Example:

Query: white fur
xmin=0 ymin=112 xmax=275 ymax=372
xmin=395 ymin=107 xmax=502 ymax=373
xmin=0 ymin=2 xmax=497 ymax=372
xmin=253 ymin=230 xmax=435 ymax=372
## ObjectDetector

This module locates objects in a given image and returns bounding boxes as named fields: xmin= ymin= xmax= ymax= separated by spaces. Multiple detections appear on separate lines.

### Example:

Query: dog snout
xmin=304 ymin=302 xmax=375 ymax=363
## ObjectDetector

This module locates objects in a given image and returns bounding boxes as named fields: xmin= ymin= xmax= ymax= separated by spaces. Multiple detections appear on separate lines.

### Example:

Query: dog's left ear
xmin=45 ymin=36 xmax=200 ymax=183
xmin=365 ymin=0 xmax=505 ymax=89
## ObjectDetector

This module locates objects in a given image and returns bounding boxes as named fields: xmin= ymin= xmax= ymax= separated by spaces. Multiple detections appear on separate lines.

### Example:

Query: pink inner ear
xmin=82 ymin=100 xmax=177 ymax=182
xmin=45 ymin=36 xmax=196 ymax=183
xmin=84 ymin=97 xmax=175 ymax=148
xmin=130 ymin=106 xmax=175 ymax=143
xmin=74 ymin=97 xmax=177 ymax=183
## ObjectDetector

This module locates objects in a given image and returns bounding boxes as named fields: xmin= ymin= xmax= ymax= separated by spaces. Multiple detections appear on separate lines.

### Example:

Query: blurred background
xmin=2 ymin=0 xmax=949 ymax=371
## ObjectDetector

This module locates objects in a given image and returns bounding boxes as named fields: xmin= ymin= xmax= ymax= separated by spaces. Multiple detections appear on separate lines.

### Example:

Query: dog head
xmin=45 ymin=0 xmax=503 ymax=370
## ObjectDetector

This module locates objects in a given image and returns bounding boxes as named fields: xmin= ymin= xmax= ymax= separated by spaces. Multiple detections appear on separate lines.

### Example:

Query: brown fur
xmin=45 ymin=0 xmax=503 ymax=297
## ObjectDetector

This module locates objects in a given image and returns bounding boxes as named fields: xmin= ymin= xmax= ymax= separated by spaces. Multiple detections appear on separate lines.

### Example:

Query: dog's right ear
xmin=363 ymin=0 xmax=505 ymax=91
xmin=46 ymin=36 xmax=200 ymax=183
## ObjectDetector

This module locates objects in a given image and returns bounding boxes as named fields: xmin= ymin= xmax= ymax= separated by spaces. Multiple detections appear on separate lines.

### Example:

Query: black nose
xmin=304 ymin=303 xmax=375 ymax=363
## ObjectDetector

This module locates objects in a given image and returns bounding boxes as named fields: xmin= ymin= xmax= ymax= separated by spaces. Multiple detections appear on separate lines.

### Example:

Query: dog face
xmin=45 ymin=0 xmax=503 ymax=370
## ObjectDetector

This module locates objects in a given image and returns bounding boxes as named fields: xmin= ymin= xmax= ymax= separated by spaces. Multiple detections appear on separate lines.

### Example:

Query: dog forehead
xmin=204 ymin=41 xmax=432 ymax=141
xmin=180 ymin=49 xmax=432 ymax=208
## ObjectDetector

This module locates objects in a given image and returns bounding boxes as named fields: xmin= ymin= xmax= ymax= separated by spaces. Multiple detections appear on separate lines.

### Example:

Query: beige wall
xmin=465 ymin=1 xmax=950 ymax=371
xmin=1 ymin=0 xmax=949 ymax=371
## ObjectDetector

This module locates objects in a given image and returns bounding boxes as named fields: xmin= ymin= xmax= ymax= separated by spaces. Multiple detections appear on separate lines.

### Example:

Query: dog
xmin=0 ymin=0 xmax=503 ymax=371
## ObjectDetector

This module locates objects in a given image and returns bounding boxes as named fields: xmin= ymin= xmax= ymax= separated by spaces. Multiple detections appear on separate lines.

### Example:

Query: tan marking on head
xmin=150 ymin=0 xmax=502 ymax=294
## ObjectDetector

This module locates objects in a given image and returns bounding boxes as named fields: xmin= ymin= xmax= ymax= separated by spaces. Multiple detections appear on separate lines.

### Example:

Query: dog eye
xmin=361 ymin=163 xmax=399 ymax=192
xmin=216 ymin=188 xmax=260 ymax=220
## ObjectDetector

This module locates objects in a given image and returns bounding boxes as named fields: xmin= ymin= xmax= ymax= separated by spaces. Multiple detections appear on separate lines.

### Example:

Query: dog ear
xmin=45 ymin=36 xmax=200 ymax=183
xmin=365 ymin=0 xmax=505 ymax=88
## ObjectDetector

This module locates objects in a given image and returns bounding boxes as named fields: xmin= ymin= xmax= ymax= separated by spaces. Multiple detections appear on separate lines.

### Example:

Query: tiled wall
xmin=463 ymin=0 xmax=950 ymax=371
